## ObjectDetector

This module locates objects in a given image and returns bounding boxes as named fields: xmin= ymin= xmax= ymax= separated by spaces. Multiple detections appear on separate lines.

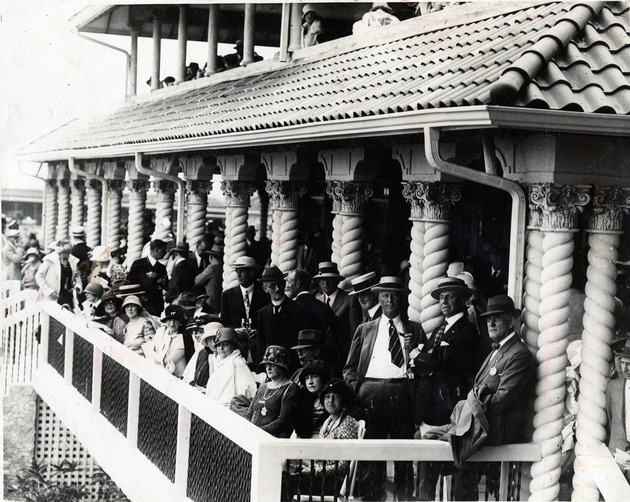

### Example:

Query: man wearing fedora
xmin=417 ymin=294 xmax=535 ymax=500
xmin=290 ymin=328 xmax=340 ymax=381
xmin=128 ymin=239 xmax=168 ymax=315
xmin=315 ymin=261 xmax=362 ymax=364
xmin=71 ymin=225 xmax=91 ymax=287
xmin=166 ymin=242 xmax=195 ymax=303
xmin=256 ymin=265 xmax=308 ymax=371
xmin=348 ymin=271 xmax=382 ymax=323
xmin=194 ymin=243 xmax=224 ymax=313
xmin=344 ymin=276 xmax=424 ymax=501
xmin=606 ymin=338 xmax=630 ymax=481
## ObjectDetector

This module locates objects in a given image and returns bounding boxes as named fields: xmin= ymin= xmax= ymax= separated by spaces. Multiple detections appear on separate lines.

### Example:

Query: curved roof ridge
xmin=489 ymin=1 xmax=607 ymax=104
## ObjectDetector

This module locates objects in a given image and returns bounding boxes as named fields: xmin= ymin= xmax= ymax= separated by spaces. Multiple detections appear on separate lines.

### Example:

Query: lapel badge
xmin=489 ymin=366 xmax=497 ymax=376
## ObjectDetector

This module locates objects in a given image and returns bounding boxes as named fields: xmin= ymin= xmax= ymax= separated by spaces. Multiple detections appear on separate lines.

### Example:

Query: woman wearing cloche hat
xmin=246 ymin=345 xmax=300 ymax=438
xmin=143 ymin=305 xmax=188 ymax=377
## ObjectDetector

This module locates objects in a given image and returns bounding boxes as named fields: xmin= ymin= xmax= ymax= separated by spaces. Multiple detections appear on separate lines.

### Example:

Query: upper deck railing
xmin=4 ymin=288 xmax=627 ymax=501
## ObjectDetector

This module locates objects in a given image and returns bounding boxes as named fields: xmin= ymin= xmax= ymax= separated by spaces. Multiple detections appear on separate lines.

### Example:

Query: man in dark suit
xmin=256 ymin=265 xmax=308 ymax=372
xmin=70 ymin=225 xmax=91 ymax=288
xmin=348 ymin=271 xmax=381 ymax=323
xmin=417 ymin=295 xmax=535 ymax=500
xmin=127 ymin=239 xmax=168 ymax=316
xmin=166 ymin=241 xmax=196 ymax=303
xmin=606 ymin=338 xmax=630 ymax=482
xmin=220 ymin=256 xmax=269 ymax=362
xmin=315 ymin=261 xmax=362 ymax=364
xmin=343 ymin=276 xmax=425 ymax=501
xmin=188 ymin=235 xmax=212 ymax=277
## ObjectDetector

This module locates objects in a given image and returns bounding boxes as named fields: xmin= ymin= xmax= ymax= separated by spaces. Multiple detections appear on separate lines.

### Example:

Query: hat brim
xmin=313 ymin=273 xmax=344 ymax=280
xmin=430 ymin=285 xmax=473 ymax=300
xmin=291 ymin=343 xmax=320 ymax=350
xmin=257 ymin=274 xmax=287 ymax=282
xmin=372 ymin=286 xmax=405 ymax=293
xmin=257 ymin=359 xmax=289 ymax=371
xmin=349 ymin=285 xmax=375 ymax=295
xmin=479 ymin=308 xmax=521 ymax=318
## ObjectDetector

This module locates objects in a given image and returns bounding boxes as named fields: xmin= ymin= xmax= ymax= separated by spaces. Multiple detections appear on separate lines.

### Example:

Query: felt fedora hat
xmin=171 ymin=241 xmax=190 ymax=254
xmin=614 ymin=337 xmax=630 ymax=358
xmin=348 ymin=272 xmax=379 ymax=295
xmin=257 ymin=265 xmax=287 ymax=283
xmin=292 ymin=329 xmax=324 ymax=350
xmin=480 ymin=295 xmax=521 ymax=317
xmin=208 ymin=244 xmax=224 ymax=257
xmin=313 ymin=261 xmax=344 ymax=280
xmin=372 ymin=276 xmax=406 ymax=293
xmin=430 ymin=277 xmax=473 ymax=300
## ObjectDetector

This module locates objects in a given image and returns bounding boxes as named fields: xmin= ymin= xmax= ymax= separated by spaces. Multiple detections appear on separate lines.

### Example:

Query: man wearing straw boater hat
xmin=344 ymin=276 xmax=424 ymax=501
xmin=348 ymin=271 xmax=381 ymax=323
xmin=315 ymin=261 xmax=362 ymax=363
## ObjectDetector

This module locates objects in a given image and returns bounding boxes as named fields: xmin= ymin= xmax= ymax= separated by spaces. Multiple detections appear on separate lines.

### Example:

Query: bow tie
xmin=492 ymin=343 xmax=501 ymax=351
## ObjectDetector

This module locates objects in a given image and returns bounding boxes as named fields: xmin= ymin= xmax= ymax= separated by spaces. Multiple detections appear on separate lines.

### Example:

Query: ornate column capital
xmin=109 ymin=179 xmax=126 ymax=194
xmin=265 ymin=180 xmax=307 ymax=210
xmin=153 ymin=179 xmax=176 ymax=194
xmin=325 ymin=181 xmax=373 ymax=215
xmin=528 ymin=183 xmax=591 ymax=231
xmin=587 ymin=186 xmax=630 ymax=233
xmin=186 ymin=179 xmax=213 ymax=197
xmin=221 ymin=180 xmax=255 ymax=207
xmin=127 ymin=179 xmax=150 ymax=193
xmin=401 ymin=181 xmax=462 ymax=221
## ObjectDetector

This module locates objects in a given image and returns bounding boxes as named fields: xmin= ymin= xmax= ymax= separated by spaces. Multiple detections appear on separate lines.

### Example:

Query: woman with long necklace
xmin=246 ymin=345 xmax=299 ymax=438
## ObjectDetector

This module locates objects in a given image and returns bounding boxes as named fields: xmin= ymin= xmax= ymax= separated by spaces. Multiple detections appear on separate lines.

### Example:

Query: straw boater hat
xmin=348 ymin=272 xmax=379 ymax=295
xmin=258 ymin=345 xmax=290 ymax=371
xmin=116 ymin=284 xmax=146 ymax=298
xmin=479 ymin=295 xmax=521 ymax=317
xmin=257 ymin=265 xmax=287 ymax=283
xmin=313 ymin=262 xmax=344 ymax=280
xmin=121 ymin=295 xmax=144 ymax=311
xmin=231 ymin=256 xmax=257 ymax=269
xmin=291 ymin=329 xmax=324 ymax=350
xmin=372 ymin=276 xmax=406 ymax=293
xmin=71 ymin=226 xmax=86 ymax=239
xmin=430 ymin=277 xmax=473 ymax=300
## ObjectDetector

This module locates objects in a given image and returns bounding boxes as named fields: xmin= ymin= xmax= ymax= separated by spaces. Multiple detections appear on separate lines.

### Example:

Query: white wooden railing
xmin=11 ymin=294 xmax=629 ymax=501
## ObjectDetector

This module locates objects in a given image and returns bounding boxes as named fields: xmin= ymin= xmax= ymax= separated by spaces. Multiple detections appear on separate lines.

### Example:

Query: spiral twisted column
xmin=265 ymin=181 xmax=307 ymax=273
xmin=527 ymin=184 xmax=590 ymax=501
xmin=186 ymin=180 xmax=211 ymax=248
xmin=55 ymin=179 xmax=71 ymax=241
xmin=107 ymin=180 xmax=125 ymax=251
xmin=522 ymin=193 xmax=544 ymax=355
xmin=126 ymin=180 xmax=149 ymax=265
xmin=572 ymin=186 xmax=629 ymax=501
xmin=85 ymin=179 xmax=102 ymax=248
xmin=222 ymin=206 xmax=234 ymax=289
xmin=222 ymin=181 xmax=255 ymax=289
xmin=402 ymin=182 xmax=461 ymax=335
xmin=153 ymin=180 xmax=175 ymax=241
xmin=70 ymin=179 xmax=85 ymax=232
xmin=325 ymin=181 xmax=373 ymax=286
xmin=44 ymin=179 xmax=58 ymax=246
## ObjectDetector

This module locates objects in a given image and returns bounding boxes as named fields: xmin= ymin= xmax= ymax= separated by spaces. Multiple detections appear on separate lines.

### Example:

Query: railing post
xmin=127 ymin=373 xmax=141 ymax=448
xmin=174 ymin=404 xmax=191 ymax=495
xmin=92 ymin=347 xmax=103 ymax=412
xmin=251 ymin=442 xmax=282 ymax=502
xmin=64 ymin=327 xmax=74 ymax=383
xmin=40 ymin=311 xmax=50 ymax=367
xmin=499 ymin=461 xmax=510 ymax=501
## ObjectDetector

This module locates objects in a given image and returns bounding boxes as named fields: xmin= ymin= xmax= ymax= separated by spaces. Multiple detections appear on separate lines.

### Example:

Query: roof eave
xmin=16 ymin=106 xmax=630 ymax=162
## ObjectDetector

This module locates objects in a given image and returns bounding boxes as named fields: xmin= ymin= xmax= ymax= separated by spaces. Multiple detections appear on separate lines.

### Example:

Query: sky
xmin=0 ymin=1 xmax=278 ymax=192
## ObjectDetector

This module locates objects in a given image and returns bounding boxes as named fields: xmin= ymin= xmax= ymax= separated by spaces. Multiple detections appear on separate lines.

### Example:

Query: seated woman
xmin=246 ymin=345 xmax=299 ymax=438
xmin=182 ymin=321 xmax=222 ymax=390
xmin=121 ymin=295 xmax=156 ymax=354
xmin=75 ymin=282 xmax=104 ymax=319
xmin=293 ymin=359 xmax=332 ymax=438
xmin=206 ymin=327 xmax=257 ymax=407
xmin=142 ymin=305 xmax=187 ymax=377
xmin=313 ymin=379 xmax=360 ymax=491
xmin=91 ymin=290 xmax=127 ymax=343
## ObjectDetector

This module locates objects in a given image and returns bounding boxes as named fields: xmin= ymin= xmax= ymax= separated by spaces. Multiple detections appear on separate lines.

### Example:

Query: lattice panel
xmin=47 ymin=318 xmax=65 ymax=376
xmin=72 ymin=335 xmax=93 ymax=401
xmin=100 ymin=354 xmax=129 ymax=435
xmin=137 ymin=380 xmax=178 ymax=482
xmin=187 ymin=415 xmax=252 ymax=502
xmin=35 ymin=397 xmax=100 ymax=501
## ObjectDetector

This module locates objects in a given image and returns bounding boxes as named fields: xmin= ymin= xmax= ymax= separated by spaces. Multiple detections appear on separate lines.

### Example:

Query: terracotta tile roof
xmin=21 ymin=1 xmax=630 ymax=158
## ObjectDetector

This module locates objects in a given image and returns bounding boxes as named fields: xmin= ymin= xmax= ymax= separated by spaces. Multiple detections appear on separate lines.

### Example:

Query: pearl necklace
xmin=259 ymin=380 xmax=289 ymax=417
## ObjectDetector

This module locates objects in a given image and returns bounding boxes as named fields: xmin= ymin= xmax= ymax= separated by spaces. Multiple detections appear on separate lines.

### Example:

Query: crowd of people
xmin=4 ymin=211 xmax=630 ymax=501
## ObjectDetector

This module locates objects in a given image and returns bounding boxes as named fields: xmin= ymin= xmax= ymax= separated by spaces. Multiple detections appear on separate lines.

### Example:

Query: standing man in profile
xmin=348 ymin=271 xmax=381 ymax=323
xmin=315 ymin=261 xmax=362 ymax=364
xmin=127 ymin=239 xmax=168 ymax=316
xmin=343 ymin=276 xmax=425 ymax=501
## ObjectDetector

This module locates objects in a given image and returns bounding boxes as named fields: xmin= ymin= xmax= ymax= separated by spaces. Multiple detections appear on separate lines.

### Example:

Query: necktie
xmin=273 ymin=304 xmax=280 ymax=318
xmin=388 ymin=319 xmax=404 ymax=367
xmin=429 ymin=322 xmax=447 ymax=353
xmin=243 ymin=292 xmax=251 ymax=317
xmin=325 ymin=296 xmax=331 ymax=307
